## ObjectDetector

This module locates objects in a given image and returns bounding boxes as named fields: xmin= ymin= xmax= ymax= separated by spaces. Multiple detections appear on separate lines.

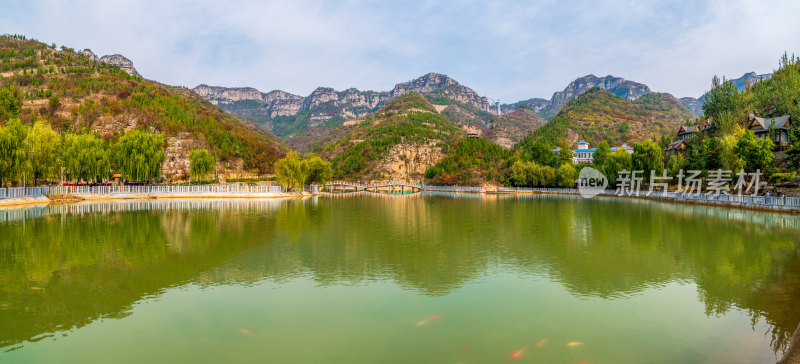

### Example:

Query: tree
xmin=734 ymin=130 xmax=774 ymax=172
xmin=305 ymin=153 xmax=333 ymax=186
xmin=0 ymin=85 xmax=22 ymax=122
xmin=189 ymin=149 xmax=216 ymax=182
xmin=666 ymin=154 xmax=686 ymax=178
xmin=113 ymin=130 xmax=165 ymax=182
xmin=523 ymin=139 xmax=557 ymax=167
xmin=62 ymin=133 xmax=110 ymax=182
xmin=274 ymin=151 xmax=310 ymax=191
xmin=703 ymin=76 xmax=741 ymax=121
xmin=0 ymin=119 xmax=29 ymax=186
xmin=632 ymin=140 xmax=664 ymax=180
xmin=593 ymin=141 xmax=611 ymax=169
xmin=605 ymin=148 xmax=632 ymax=186
xmin=556 ymin=163 xmax=577 ymax=187
xmin=25 ymin=120 xmax=61 ymax=185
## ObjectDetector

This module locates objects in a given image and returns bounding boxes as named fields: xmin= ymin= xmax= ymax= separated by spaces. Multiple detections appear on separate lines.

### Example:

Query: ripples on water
xmin=0 ymin=193 xmax=798 ymax=362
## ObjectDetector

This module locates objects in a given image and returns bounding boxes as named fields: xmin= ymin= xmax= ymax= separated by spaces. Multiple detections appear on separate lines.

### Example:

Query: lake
xmin=1 ymin=193 xmax=798 ymax=363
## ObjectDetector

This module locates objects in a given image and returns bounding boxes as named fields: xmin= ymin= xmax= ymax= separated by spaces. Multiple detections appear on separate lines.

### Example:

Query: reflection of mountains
xmin=0 ymin=196 xmax=798 ymax=352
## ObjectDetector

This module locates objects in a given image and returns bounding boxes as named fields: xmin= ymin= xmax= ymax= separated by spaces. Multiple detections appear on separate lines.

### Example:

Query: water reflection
xmin=0 ymin=195 xmax=798 ymax=354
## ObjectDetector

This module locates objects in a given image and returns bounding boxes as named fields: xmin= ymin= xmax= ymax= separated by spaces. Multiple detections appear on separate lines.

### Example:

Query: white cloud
xmin=2 ymin=0 xmax=798 ymax=101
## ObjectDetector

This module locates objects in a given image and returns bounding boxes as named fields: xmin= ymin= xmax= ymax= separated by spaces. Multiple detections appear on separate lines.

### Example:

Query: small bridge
xmin=327 ymin=182 xmax=423 ymax=195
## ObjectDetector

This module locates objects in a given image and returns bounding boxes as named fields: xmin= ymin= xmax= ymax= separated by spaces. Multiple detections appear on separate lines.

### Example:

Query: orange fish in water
xmin=238 ymin=329 xmax=251 ymax=335
xmin=30 ymin=286 xmax=42 ymax=290
xmin=567 ymin=342 xmax=583 ymax=347
xmin=429 ymin=316 xmax=443 ymax=321
xmin=459 ymin=347 xmax=469 ymax=352
xmin=537 ymin=339 xmax=548 ymax=348
xmin=510 ymin=348 xmax=525 ymax=359
xmin=415 ymin=321 xmax=428 ymax=327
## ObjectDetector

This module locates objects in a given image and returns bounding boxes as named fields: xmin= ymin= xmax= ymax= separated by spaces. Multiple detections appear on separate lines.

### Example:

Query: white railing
xmin=422 ymin=185 xmax=485 ymax=192
xmin=46 ymin=185 xmax=284 ymax=196
xmin=501 ymin=186 xmax=800 ymax=209
xmin=0 ymin=187 xmax=48 ymax=199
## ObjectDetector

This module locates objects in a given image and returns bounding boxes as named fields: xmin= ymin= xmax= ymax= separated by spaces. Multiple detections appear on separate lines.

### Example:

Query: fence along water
xmin=1 ymin=185 xmax=798 ymax=210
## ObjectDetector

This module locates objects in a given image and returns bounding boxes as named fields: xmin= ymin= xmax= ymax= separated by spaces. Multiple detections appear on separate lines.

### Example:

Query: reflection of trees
xmin=0 ymin=204 xmax=280 ymax=349
xmin=1 ymin=195 xmax=799 ymax=352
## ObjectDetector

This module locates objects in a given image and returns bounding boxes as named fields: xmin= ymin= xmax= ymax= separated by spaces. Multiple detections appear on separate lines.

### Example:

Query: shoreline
xmin=1 ymin=189 xmax=798 ymax=215
xmin=0 ymin=192 xmax=312 ymax=208
xmin=510 ymin=189 xmax=800 ymax=214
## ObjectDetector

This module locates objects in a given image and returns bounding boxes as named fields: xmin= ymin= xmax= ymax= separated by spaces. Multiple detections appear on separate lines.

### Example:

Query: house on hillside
xmin=664 ymin=140 xmax=687 ymax=158
xmin=553 ymin=141 xmax=633 ymax=164
xmin=748 ymin=114 xmax=792 ymax=150
xmin=677 ymin=125 xmax=698 ymax=141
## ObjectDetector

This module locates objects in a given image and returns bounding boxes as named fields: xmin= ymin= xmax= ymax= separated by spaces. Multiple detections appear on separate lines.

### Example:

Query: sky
xmin=2 ymin=0 xmax=799 ymax=102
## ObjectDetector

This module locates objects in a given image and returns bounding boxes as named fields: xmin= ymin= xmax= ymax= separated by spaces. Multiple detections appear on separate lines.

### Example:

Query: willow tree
xmin=274 ymin=152 xmax=309 ymax=191
xmin=305 ymin=153 xmax=333 ymax=186
xmin=25 ymin=121 xmax=61 ymax=185
xmin=113 ymin=130 xmax=166 ymax=182
xmin=189 ymin=149 xmax=215 ymax=182
xmin=0 ymin=118 xmax=29 ymax=186
xmin=62 ymin=133 xmax=110 ymax=182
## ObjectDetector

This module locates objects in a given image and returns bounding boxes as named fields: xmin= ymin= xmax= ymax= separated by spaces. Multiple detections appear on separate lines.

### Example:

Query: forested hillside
xmin=0 ymin=35 xmax=284 ymax=185
xmin=317 ymin=93 xmax=464 ymax=183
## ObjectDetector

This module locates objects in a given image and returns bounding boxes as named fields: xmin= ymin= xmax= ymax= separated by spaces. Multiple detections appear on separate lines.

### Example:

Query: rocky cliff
xmin=508 ymin=74 xmax=651 ymax=120
xmin=193 ymin=72 xmax=492 ymax=141
xmin=78 ymin=49 xmax=141 ymax=77
xmin=679 ymin=72 xmax=773 ymax=116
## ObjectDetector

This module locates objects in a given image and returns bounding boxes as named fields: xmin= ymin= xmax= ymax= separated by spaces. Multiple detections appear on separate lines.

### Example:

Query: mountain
xmin=317 ymin=92 xmax=465 ymax=183
xmin=0 ymin=35 xmax=283 ymax=177
xmin=485 ymin=106 xmax=547 ymax=149
xmin=506 ymin=75 xmax=651 ymax=120
xmin=79 ymin=49 xmax=141 ymax=77
xmin=679 ymin=71 xmax=773 ymax=117
xmin=520 ymin=88 xmax=695 ymax=147
xmin=193 ymin=73 xmax=494 ymax=143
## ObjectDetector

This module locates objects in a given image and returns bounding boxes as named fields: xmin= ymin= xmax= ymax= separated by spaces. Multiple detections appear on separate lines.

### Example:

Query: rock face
xmin=371 ymin=142 xmax=444 ymax=184
xmin=192 ymin=72 xmax=492 ymax=138
xmin=99 ymin=54 xmax=141 ymax=77
xmin=76 ymin=49 xmax=142 ymax=77
xmin=679 ymin=97 xmax=703 ymax=117
xmin=79 ymin=49 xmax=98 ymax=62
xmin=486 ymin=107 xmax=547 ymax=149
xmin=679 ymin=72 xmax=773 ymax=117
xmin=504 ymin=75 xmax=651 ymax=120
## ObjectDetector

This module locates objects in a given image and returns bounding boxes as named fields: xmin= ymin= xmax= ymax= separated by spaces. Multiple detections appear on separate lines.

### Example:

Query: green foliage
xmin=520 ymin=88 xmax=693 ymax=148
xmin=734 ymin=130 xmax=774 ymax=172
xmin=329 ymin=93 xmax=463 ymax=180
xmin=508 ymin=160 xmax=562 ymax=187
xmin=632 ymin=140 xmax=664 ymax=179
xmin=0 ymin=35 xmax=283 ymax=175
xmin=189 ymin=149 xmax=216 ymax=181
xmin=62 ymin=133 xmax=110 ymax=182
xmin=605 ymin=148 xmax=632 ymax=186
xmin=702 ymin=76 xmax=742 ymax=121
xmin=517 ymin=139 xmax=557 ymax=167
xmin=113 ymin=130 xmax=165 ymax=182
xmin=666 ymin=154 xmax=686 ymax=177
xmin=26 ymin=120 xmax=61 ymax=184
xmin=556 ymin=163 xmax=577 ymax=187
xmin=0 ymin=118 xmax=29 ymax=185
xmin=275 ymin=151 xmax=309 ymax=191
xmin=593 ymin=141 xmax=611 ymax=169
xmin=769 ymin=172 xmax=796 ymax=184
xmin=305 ymin=153 xmax=333 ymax=186
xmin=424 ymin=137 xmax=510 ymax=186
xmin=0 ymin=84 xmax=22 ymax=122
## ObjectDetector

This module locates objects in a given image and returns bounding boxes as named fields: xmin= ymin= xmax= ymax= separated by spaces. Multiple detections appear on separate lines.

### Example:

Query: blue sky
xmin=2 ymin=0 xmax=799 ymax=101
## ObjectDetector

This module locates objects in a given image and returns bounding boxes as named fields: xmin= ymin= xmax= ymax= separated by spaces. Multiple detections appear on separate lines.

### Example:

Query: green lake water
xmin=1 ymin=193 xmax=799 ymax=363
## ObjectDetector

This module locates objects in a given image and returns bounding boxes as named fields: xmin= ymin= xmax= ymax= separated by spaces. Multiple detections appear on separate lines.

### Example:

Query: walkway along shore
xmin=1 ymin=185 xmax=800 ymax=214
